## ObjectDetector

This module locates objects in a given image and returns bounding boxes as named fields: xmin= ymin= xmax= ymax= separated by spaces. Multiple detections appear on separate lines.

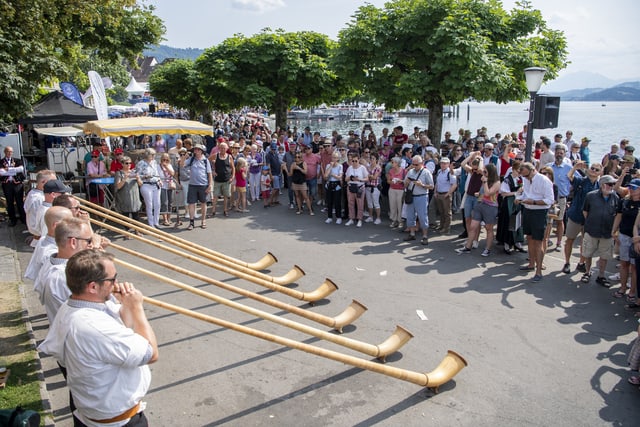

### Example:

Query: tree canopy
xmin=0 ymin=0 xmax=164 ymax=124
xmin=148 ymin=59 xmax=209 ymax=121
xmin=195 ymin=29 xmax=353 ymax=130
xmin=334 ymin=0 xmax=568 ymax=145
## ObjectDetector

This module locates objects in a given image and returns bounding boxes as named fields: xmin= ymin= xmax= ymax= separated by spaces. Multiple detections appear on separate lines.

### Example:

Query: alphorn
xmin=81 ymin=202 xmax=305 ymax=286
xmin=92 ymin=220 xmax=336 ymax=302
xmin=142 ymin=295 xmax=467 ymax=391
xmin=77 ymin=197 xmax=277 ymax=271
xmin=115 ymin=257 xmax=412 ymax=359
xmin=111 ymin=242 xmax=364 ymax=332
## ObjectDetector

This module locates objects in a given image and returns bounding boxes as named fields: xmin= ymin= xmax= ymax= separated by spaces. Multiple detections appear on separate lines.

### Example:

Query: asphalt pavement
xmin=6 ymin=202 xmax=640 ymax=426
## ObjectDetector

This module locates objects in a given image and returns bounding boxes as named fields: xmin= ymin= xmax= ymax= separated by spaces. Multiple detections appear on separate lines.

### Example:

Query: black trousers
xmin=1 ymin=181 xmax=25 ymax=223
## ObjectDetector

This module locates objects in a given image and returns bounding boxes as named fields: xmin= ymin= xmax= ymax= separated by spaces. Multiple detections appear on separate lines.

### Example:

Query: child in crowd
xmin=260 ymin=165 xmax=272 ymax=208
xmin=235 ymin=157 xmax=249 ymax=212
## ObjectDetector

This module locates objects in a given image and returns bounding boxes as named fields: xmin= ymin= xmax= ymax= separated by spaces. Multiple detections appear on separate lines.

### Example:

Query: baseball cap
xmin=628 ymin=178 xmax=640 ymax=188
xmin=484 ymin=142 xmax=494 ymax=149
xmin=270 ymin=142 xmax=277 ymax=149
xmin=581 ymin=137 xmax=591 ymax=143
xmin=114 ymin=148 xmax=124 ymax=154
xmin=193 ymin=143 xmax=206 ymax=151
xmin=44 ymin=180 xmax=72 ymax=194
xmin=91 ymin=150 xmax=100 ymax=157
xmin=440 ymin=157 xmax=450 ymax=163
xmin=262 ymin=165 xmax=270 ymax=171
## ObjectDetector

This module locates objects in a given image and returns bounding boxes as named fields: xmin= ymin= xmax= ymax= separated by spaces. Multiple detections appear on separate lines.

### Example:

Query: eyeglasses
xmin=69 ymin=236 xmax=93 ymax=244
xmin=162 ymin=159 xmax=170 ymax=162
xmin=515 ymin=158 xmax=524 ymax=161
xmin=95 ymin=273 xmax=118 ymax=286
xmin=603 ymin=182 xmax=615 ymax=187
xmin=180 ymin=153 xmax=187 ymax=156
xmin=91 ymin=156 xmax=99 ymax=158
xmin=590 ymin=167 xmax=601 ymax=172
xmin=123 ymin=162 xmax=132 ymax=164
xmin=351 ymin=159 xmax=359 ymax=162
xmin=412 ymin=163 xmax=421 ymax=166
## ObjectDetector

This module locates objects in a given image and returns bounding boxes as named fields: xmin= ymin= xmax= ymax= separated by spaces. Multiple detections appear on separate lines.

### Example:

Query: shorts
xmin=522 ymin=208 xmax=548 ymax=241
xmin=556 ymin=197 xmax=567 ymax=220
xmin=187 ymin=185 xmax=208 ymax=204
xmin=582 ymin=233 xmax=613 ymax=260
xmin=261 ymin=190 xmax=271 ymax=199
xmin=214 ymin=180 xmax=232 ymax=197
xmin=236 ymin=186 xmax=246 ymax=193
xmin=463 ymin=195 xmax=478 ymax=219
xmin=565 ymin=218 xmax=584 ymax=240
xmin=618 ymin=233 xmax=636 ymax=264
xmin=471 ymin=202 xmax=498 ymax=225
xmin=291 ymin=182 xmax=308 ymax=192
xmin=272 ymin=175 xmax=282 ymax=190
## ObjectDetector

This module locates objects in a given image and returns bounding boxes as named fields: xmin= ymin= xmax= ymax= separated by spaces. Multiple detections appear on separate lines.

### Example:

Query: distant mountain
xmin=143 ymin=45 xmax=205 ymax=62
xmin=549 ymin=81 xmax=640 ymax=101
xmin=541 ymin=71 xmax=620 ymax=92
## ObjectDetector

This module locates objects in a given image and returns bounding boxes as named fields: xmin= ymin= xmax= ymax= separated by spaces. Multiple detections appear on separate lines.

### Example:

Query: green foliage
xmin=334 ymin=0 xmax=568 ymax=144
xmin=196 ymin=29 xmax=354 ymax=129
xmin=0 ymin=0 xmax=164 ymax=123
xmin=148 ymin=59 xmax=209 ymax=120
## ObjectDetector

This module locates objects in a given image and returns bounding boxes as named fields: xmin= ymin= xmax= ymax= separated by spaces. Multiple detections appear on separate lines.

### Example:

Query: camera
xmin=630 ymin=168 xmax=637 ymax=175
xmin=350 ymin=175 xmax=356 ymax=180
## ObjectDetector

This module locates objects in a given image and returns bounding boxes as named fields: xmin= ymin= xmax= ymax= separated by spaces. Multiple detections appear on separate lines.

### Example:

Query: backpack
xmin=0 ymin=406 xmax=40 ymax=427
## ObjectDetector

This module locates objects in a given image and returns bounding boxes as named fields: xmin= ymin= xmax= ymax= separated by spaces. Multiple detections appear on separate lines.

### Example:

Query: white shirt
xmin=37 ymin=256 xmax=69 ymax=322
xmin=518 ymin=171 xmax=554 ymax=210
xmin=39 ymin=299 xmax=152 ymax=426
xmin=345 ymin=164 xmax=368 ymax=188
xmin=33 ymin=201 xmax=51 ymax=238
xmin=24 ymin=189 xmax=44 ymax=234
xmin=24 ymin=235 xmax=56 ymax=281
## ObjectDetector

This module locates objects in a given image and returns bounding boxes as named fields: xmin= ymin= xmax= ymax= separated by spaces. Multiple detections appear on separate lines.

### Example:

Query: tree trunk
xmin=274 ymin=95 xmax=288 ymax=131
xmin=428 ymin=103 xmax=443 ymax=150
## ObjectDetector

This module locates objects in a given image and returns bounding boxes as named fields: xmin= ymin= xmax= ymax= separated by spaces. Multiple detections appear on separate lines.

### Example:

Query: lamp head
xmin=524 ymin=67 xmax=547 ymax=93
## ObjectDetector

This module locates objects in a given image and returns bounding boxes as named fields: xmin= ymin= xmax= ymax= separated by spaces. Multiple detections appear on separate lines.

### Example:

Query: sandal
xmin=187 ymin=222 xmax=194 ymax=231
xmin=628 ymin=376 xmax=640 ymax=385
xmin=201 ymin=223 xmax=207 ymax=229
xmin=580 ymin=272 xmax=591 ymax=283
xmin=223 ymin=211 xmax=229 ymax=217
xmin=612 ymin=290 xmax=627 ymax=298
xmin=627 ymin=294 xmax=637 ymax=303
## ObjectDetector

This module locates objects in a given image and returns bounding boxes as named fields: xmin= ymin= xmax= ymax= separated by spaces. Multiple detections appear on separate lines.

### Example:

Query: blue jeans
xmin=306 ymin=177 xmax=318 ymax=201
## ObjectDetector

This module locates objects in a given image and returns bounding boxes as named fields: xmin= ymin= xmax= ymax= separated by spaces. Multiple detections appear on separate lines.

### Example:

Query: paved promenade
xmin=4 ymin=205 xmax=639 ymax=426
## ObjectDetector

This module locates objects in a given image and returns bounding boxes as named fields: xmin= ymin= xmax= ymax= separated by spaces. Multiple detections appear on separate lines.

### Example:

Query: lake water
xmin=288 ymin=101 xmax=640 ymax=163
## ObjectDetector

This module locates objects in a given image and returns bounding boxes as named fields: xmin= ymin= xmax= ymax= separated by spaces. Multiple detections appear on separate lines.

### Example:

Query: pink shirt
xmin=303 ymin=153 xmax=321 ymax=179
xmin=387 ymin=167 xmax=405 ymax=190
xmin=235 ymin=167 xmax=247 ymax=187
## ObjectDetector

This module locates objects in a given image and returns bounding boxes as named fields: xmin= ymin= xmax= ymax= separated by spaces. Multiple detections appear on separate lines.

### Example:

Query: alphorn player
xmin=40 ymin=249 xmax=159 ymax=427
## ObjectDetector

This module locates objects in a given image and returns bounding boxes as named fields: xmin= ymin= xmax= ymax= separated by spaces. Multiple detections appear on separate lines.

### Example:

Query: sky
xmin=146 ymin=0 xmax=640 ymax=82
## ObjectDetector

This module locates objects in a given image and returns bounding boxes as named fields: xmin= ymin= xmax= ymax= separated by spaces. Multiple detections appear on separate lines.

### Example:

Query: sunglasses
xmin=351 ymin=159 xmax=359 ymax=162
xmin=123 ymin=162 xmax=131 ymax=165
xmin=590 ymin=167 xmax=601 ymax=172
xmin=180 ymin=153 xmax=187 ymax=156
xmin=69 ymin=236 xmax=93 ymax=244
xmin=91 ymin=155 xmax=99 ymax=158
xmin=603 ymin=182 xmax=615 ymax=187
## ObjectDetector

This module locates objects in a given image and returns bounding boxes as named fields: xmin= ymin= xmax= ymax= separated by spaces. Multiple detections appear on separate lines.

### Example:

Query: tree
xmin=196 ymin=29 xmax=353 ymax=130
xmin=148 ymin=59 xmax=210 ymax=122
xmin=0 ymin=0 xmax=164 ymax=124
xmin=334 ymin=0 xmax=568 ymax=146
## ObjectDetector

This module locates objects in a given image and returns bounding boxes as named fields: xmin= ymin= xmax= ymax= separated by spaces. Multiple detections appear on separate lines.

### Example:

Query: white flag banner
xmin=88 ymin=71 xmax=108 ymax=121
xmin=88 ymin=70 xmax=110 ymax=149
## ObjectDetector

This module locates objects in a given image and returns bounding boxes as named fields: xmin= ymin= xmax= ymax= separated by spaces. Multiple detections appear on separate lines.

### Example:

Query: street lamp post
xmin=523 ymin=67 xmax=547 ymax=163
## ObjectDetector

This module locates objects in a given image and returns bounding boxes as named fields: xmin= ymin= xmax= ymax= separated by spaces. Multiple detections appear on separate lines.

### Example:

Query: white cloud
xmin=230 ymin=0 xmax=285 ymax=13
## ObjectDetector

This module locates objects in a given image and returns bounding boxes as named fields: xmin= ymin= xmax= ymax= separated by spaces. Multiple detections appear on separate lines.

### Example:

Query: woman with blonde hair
xmin=159 ymin=152 xmax=175 ymax=226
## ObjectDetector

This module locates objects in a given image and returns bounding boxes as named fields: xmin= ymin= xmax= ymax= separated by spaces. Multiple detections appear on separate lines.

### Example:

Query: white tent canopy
xmin=125 ymin=77 xmax=147 ymax=95
xmin=34 ymin=126 xmax=84 ymax=137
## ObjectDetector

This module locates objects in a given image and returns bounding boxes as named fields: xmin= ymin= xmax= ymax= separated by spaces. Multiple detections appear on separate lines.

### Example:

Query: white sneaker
xmin=317 ymin=200 xmax=323 ymax=206
xmin=608 ymin=272 xmax=621 ymax=281
xmin=472 ymin=240 xmax=479 ymax=249
xmin=363 ymin=211 xmax=370 ymax=218
xmin=374 ymin=218 xmax=381 ymax=225
xmin=365 ymin=217 xmax=374 ymax=223
xmin=336 ymin=218 xmax=342 ymax=225
xmin=325 ymin=218 xmax=333 ymax=224
xmin=289 ymin=203 xmax=295 ymax=209
xmin=357 ymin=220 xmax=362 ymax=227
xmin=345 ymin=219 xmax=354 ymax=226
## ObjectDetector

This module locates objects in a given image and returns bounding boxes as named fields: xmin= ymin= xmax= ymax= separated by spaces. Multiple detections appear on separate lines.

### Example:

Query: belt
xmin=437 ymin=192 xmax=449 ymax=195
xmin=412 ymin=194 xmax=427 ymax=197
xmin=558 ymin=196 xmax=567 ymax=199
xmin=90 ymin=402 xmax=141 ymax=424
xmin=142 ymin=181 xmax=155 ymax=185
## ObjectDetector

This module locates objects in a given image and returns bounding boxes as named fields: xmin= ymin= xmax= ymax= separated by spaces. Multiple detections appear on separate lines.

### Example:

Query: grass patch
xmin=0 ymin=281 xmax=45 ymax=423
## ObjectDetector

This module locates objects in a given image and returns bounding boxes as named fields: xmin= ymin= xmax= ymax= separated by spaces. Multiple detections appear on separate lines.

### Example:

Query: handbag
xmin=348 ymin=183 xmax=360 ymax=194
xmin=404 ymin=189 xmax=414 ymax=204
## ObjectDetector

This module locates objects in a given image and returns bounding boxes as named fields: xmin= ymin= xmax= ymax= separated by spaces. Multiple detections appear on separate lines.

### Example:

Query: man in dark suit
xmin=1 ymin=146 xmax=26 ymax=226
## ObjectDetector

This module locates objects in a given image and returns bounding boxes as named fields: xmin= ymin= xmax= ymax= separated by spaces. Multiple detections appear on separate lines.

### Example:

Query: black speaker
xmin=533 ymin=95 xmax=560 ymax=129
xmin=148 ymin=103 xmax=156 ymax=113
